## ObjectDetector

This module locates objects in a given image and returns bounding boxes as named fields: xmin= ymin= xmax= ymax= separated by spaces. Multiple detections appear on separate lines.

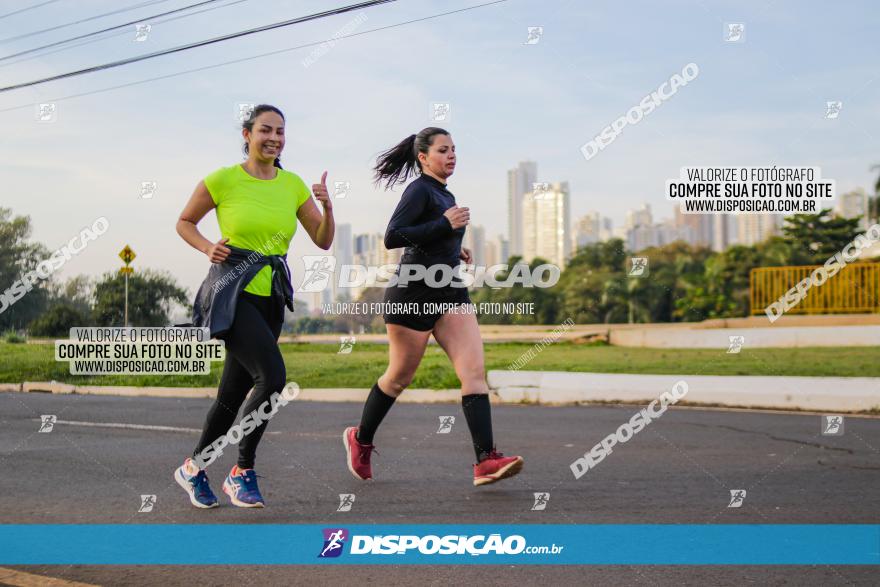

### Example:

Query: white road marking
xmin=31 ymin=419 xmax=281 ymax=434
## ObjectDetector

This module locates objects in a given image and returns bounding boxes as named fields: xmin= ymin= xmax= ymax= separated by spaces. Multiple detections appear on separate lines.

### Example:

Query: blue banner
xmin=1 ymin=525 xmax=878 ymax=565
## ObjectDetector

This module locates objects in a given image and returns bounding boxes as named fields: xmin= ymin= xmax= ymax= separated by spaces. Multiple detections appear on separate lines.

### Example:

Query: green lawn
xmin=1 ymin=341 xmax=877 ymax=389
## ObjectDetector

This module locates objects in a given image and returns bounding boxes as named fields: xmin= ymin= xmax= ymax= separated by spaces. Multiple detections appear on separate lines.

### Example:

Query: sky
xmin=1 ymin=0 xmax=879 ymax=300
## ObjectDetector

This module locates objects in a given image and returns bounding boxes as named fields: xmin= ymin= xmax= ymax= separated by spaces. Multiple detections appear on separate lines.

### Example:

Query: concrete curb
xmin=609 ymin=324 xmax=880 ymax=348
xmin=487 ymin=371 xmax=880 ymax=413
xmin=7 ymin=371 xmax=880 ymax=412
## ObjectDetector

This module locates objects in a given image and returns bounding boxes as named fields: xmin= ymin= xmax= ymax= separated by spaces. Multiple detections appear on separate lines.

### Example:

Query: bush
xmin=3 ymin=330 xmax=26 ymax=343
xmin=28 ymin=304 xmax=89 ymax=337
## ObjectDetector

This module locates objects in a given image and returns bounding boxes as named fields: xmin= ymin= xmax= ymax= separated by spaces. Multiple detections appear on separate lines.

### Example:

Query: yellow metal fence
xmin=750 ymin=263 xmax=880 ymax=315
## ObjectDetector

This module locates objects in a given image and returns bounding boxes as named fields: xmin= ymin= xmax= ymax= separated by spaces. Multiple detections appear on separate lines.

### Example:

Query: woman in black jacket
xmin=343 ymin=127 xmax=523 ymax=487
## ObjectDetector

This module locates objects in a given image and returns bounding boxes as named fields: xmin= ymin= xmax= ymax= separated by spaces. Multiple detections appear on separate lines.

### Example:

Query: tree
xmin=556 ymin=266 xmax=616 ymax=324
xmin=754 ymin=235 xmax=793 ymax=267
xmin=47 ymin=275 xmax=94 ymax=317
xmin=0 ymin=207 xmax=51 ymax=331
xmin=350 ymin=286 xmax=386 ymax=332
xmin=92 ymin=269 xmax=188 ymax=326
xmin=292 ymin=316 xmax=338 ymax=334
xmin=676 ymin=245 xmax=759 ymax=319
xmin=470 ymin=256 xmax=562 ymax=324
xmin=627 ymin=241 xmax=711 ymax=323
xmin=567 ymin=238 xmax=628 ymax=271
xmin=782 ymin=211 xmax=862 ymax=265
xmin=557 ymin=239 xmax=655 ymax=324
xmin=28 ymin=304 xmax=89 ymax=337
xmin=527 ymin=240 xmax=630 ymax=325
xmin=281 ymin=298 xmax=310 ymax=333
xmin=599 ymin=273 xmax=630 ymax=323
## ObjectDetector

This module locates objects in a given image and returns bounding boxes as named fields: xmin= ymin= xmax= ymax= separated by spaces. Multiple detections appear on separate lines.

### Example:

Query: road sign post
xmin=118 ymin=246 xmax=136 ymax=327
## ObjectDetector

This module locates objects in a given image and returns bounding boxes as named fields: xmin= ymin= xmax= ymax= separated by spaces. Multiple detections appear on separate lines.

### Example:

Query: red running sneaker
xmin=343 ymin=426 xmax=376 ymax=480
xmin=473 ymin=449 xmax=523 ymax=486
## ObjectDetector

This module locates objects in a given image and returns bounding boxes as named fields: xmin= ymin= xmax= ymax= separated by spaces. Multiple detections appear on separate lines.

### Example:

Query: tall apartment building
xmin=507 ymin=161 xmax=537 ymax=257
xmin=522 ymin=181 xmax=571 ymax=268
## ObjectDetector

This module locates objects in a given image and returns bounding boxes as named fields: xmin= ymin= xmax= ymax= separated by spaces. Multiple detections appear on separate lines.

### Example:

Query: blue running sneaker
xmin=174 ymin=457 xmax=219 ymax=509
xmin=223 ymin=467 xmax=265 ymax=508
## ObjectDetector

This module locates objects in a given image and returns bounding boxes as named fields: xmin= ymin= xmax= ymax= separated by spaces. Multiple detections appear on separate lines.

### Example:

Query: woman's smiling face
xmin=245 ymin=110 xmax=285 ymax=162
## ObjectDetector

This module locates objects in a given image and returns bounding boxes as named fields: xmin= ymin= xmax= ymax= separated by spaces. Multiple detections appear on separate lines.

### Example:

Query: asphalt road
xmin=1 ymin=391 xmax=878 ymax=585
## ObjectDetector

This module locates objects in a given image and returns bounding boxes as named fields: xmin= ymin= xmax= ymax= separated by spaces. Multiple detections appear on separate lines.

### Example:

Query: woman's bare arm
xmin=296 ymin=172 xmax=334 ymax=250
xmin=296 ymin=196 xmax=334 ymax=250
xmin=176 ymin=180 xmax=230 ymax=263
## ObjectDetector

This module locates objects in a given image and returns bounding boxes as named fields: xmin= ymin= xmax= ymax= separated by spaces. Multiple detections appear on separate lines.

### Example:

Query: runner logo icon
xmin=728 ymin=489 xmax=746 ymax=508
xmin=318 ymin=528 xmax=349 ymax=558
xmin=298 ymin=255 xmax=336 ymax=292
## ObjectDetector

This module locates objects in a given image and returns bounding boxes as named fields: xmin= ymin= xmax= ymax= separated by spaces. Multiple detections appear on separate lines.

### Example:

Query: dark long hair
xmin=242 ymin=104 xmax=285 ymax=169
xmin=373 ymin=127 xmax=449 ymax=190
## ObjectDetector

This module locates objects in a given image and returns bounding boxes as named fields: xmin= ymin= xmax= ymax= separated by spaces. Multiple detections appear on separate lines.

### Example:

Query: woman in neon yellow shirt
xmin=174 ymin=104 xmax=334 ymax=508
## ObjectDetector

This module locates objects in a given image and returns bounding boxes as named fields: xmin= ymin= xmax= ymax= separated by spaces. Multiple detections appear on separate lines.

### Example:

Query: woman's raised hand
xmin=312 ymin=171 xmax=332 ymax=209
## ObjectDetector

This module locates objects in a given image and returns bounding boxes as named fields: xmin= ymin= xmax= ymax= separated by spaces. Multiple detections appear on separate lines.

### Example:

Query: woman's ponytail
xmin=373 ymin=127 xmax=448 ymax=190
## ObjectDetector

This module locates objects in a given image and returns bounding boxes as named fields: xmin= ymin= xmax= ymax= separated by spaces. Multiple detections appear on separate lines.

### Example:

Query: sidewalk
xmin=487 ymin=371 xmax=880 ymax=413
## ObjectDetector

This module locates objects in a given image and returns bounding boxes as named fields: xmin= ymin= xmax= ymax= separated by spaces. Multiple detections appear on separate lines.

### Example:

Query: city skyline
xmin=317 ymin=180 xmax=871 ymax=310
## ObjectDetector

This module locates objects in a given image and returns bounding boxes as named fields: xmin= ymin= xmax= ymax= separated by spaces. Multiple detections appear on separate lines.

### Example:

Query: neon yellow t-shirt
xmin=204 ymin=163 xmax=311 ymax=296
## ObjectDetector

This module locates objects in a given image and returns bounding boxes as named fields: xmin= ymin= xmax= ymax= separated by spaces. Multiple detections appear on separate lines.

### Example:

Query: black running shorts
xmin=381 ymin=280 xmax=473 ymax=331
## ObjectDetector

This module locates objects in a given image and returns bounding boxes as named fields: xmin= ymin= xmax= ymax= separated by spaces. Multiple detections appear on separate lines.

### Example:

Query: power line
xmin=0 ymin=0 xmax=64 ymax=21
xmin=0 ymin=0 xmax=398 ymax=92
xmin=0 ymin=0 xmax=250 ymax=70
xmin=0 ymin=0 xmax=175 ymax=43
xmin=1 ymin=0 xmax=228 ymax=62
xmin=0 ymin=0 xmax=507 ymax=112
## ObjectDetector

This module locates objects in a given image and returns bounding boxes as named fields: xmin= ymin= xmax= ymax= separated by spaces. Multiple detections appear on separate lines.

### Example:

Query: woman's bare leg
xmin=432 ymin=311 xmax=488 ymax=395
xmin=432 ymin=310 xmax=523 ymax=484
xmin=378 ymin=324 xmax=432 ymax=397
xmin=344 ymin=324 xmax=432 ymax=480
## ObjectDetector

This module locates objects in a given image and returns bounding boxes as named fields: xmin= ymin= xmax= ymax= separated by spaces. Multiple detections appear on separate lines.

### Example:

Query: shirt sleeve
xmin=384 ymin=182 xmax=453 ymax=249
xmin=203 ymin=167 xmax=227 ymax=206
xmin=292 ymin=174 xmax=312 ymax=210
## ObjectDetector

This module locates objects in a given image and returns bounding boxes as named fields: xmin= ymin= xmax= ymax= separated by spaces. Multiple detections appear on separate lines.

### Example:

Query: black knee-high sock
xmin=461 ymin=393 xmax=494 ymax=462
xmin=356 ymin=382 xmax=396 ymax=445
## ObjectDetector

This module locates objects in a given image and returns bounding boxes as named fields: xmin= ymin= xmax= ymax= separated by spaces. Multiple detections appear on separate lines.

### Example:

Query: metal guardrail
xmin=750 ymin=262 xmax=880 ymax=314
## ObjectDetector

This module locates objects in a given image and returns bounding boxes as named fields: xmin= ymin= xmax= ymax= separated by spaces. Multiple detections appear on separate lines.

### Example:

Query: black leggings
xmin=193 ymin=291 xmax=286 ymax=469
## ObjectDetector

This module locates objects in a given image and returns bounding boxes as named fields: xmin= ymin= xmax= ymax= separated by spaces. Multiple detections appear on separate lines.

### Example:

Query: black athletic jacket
xmin=189 ymin=244 xmax=294 ymax=339
xmin=384 ymin=173 xmax=466 ymax=269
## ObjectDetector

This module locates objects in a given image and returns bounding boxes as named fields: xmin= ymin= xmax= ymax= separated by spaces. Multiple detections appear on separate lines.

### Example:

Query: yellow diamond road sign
xmin=119 ymin=245 xmax=136 ymax=265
